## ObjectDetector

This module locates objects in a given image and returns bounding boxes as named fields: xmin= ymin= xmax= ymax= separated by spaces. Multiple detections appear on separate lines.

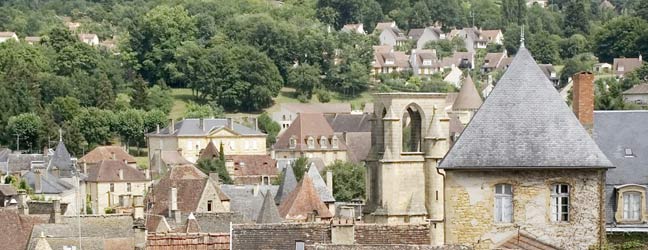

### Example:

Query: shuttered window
xmin=494 ymin=184 xmax=513 ymax=223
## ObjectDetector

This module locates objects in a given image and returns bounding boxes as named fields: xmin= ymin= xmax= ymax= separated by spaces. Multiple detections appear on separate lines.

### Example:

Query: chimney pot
xmin=18 ymin=190 xmax=28 ymax=215
xmin=34 ymin=170 xmax=42 ymax=194
xmin=572 ymin=71 xmax=595 ymax=132
xmin=111 ymin=152 xmax=116 ymax=160
xmin=226 ymin=118 xmax=233 ymax=130
xmin=156 ymin=124 xmax=160 ymax=134
xmin=119 ymin=169 xmax=124 ymax=180
xmin=169 ymin=119 xmax=175 ymax=134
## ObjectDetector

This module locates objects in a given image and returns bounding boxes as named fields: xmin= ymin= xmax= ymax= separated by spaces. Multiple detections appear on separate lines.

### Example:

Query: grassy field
xmin=169 ymin=88 xmax=194 ymax=119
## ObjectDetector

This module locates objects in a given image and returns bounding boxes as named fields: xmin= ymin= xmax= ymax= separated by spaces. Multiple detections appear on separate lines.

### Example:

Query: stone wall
xmin=28 ymin=200 xmax=68 ymax=215
xmin=355 ymin=224 xmax=431 ymax=245
xmin=306 ymin=245 xmax=471 ymax=250
xmin=444 ymin=169 xmax=605 ymax=250
xmin=231 ymin=223 xmax=331 ymax=250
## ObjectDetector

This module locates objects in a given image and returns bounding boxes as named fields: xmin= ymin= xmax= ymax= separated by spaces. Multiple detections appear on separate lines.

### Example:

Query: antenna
xmin=520 ymin=25 xmax=525 ymax=48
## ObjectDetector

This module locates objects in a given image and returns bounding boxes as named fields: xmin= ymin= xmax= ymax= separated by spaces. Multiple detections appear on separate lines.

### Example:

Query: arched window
xmin=494 ymin=184 xmax=513 ymax=223
xmin=307 ymin=137 xmax=315 ymax=149
xmin=320 ymin=136 xmax=328 ymax=149
xmin=623 ymin=191 xmax=642 ymax=221
xmin=402 ymin=105 xmax=422 ymax=152
xmin=551 ymin=184 xmax=570 ymax=222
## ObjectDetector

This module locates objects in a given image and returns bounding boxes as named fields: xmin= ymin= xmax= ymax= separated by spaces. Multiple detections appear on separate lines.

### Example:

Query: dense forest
xmin=1 ymin=0 xmax=647 ymax=154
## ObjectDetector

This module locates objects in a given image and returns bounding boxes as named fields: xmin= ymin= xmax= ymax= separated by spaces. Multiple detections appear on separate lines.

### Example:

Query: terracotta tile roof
xmin=274 ymin=113 xmax=347 ymax=151
xmin=199 ymin=141 xmax=220 ymax=161
xmin=79 ymin=146 xmax=136 ymax=164
xmin=497 ymin=57 xmax=514 ymax=70
xmin=227 ymin=155 xmax=277 ymax=177
xmin=0 ymin=210 xmax=47 ymax=250
xmin=623 ymin=83 xmax=648 ymax=94
xmin=495 ymin=232 xmax=561 ymax=250
xmin=0 ymin=32 xmax=17 ymax=37
xmin=160 ymin=151 xmax=192 ymax=166
xmin=374 ymin=21 xmax=396 ymax=32
xmin=480 ymin=29 xmax=502 ymax=41
xmin=147 ymin=233 xmax=230 ymax=250
xmin=613 ymin=57 xmax=643 ymax=76
xmin=483 ymin=52 xmax=507 ymax=69
xmin=85 ymin=160 xmax=147 ymax=182
xmin=278 ymin=176 xmax=333 ymax=221
xmin=452 ymin=74 xmax=483 ymax=111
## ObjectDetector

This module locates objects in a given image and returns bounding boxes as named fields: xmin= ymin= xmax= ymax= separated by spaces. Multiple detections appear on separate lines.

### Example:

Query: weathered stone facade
xmin=444 ymin=169 xmax=606 ymax=250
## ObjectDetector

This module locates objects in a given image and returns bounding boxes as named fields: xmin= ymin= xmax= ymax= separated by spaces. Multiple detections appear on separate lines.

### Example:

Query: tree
xmin=591 ymin=16 xmax=648 ymax=63
xmin=131 ymin=76 xmax=149 ymax=110
xmin=288 ymin=63 xmax=321 ymax=99
xmin=563 ymin=0 xmax=590 ymax=36
xmin=257 ymin=113 xmax=280 ymax=148
xmin=501 ymin=0 xmax=526 ymax=25
xmin=114 ymin=109 xmax=145 ymax=149
xmin=146 ymin=85 xmax=173 ymax=114
xmin=115 ymin=93 xmax=132 ymax=111
xmin=637 ymin=0 xmax=648 ymax=21
xmin=184 ymin=102 xmax=223 ymax=119
xmin=72 ymin=108 xmax=115 ymax=146
xmin=143 ymin=109 xmax=168 ymax=134
xmin=559 ymin=34 xmax=588 ymax=59
xmin=595 ymin=78 xmax=627 ymax=110
xmin=196 ymin=157 xmax=232 ymax=184
xmin=49 ymin=96 xmax=81 ymax=125
xmin=559 ymin=53 xmax=596 ymax=88
xmin=502 ymin=23 xmax=521 ymax=55
xmin=94 ymin=72 xmax=115 ymax=110
xmin=527 ymin=31 xmax=560 ymax=64
xmin=7 ymin=113 xmax=43 ymax=151
xmin=324 ymin=161 xmax=366 ymax=201
xmin=291 ymin=157 xmax=309 ymax=182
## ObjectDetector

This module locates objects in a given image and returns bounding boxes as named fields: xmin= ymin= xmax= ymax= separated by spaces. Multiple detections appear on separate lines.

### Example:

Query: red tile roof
xmin=274 ymin=113 xmax=346 ymax=151
xmin=278 ymin=176 xmax=333 ymax=221
xmin=147 ymin=233 xmax=230 ymax=250
xmin=79 ymin=146 xmax=137 ymax=164
xmin=227 ymin=155 xmax=277 ymax=177
xmin=0 ymin=210 xmax=47 ymax=250
xmin=85 ymin=160 xmax=147 ymax=182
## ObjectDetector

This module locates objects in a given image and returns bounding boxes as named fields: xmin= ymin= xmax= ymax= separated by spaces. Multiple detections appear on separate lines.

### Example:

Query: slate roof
xmin=439 ymin=47 xmax=613 ymax=169
xmin=274 ymin=113 xmax=347 ymax=151
xmin=28 ymin=215 xmax=135 ymax=250
xmin=307 ymin=165 xmax=335 ymax=203
xmin=278 ymin=176 xmax=333 ymax=220
xmin=483 ymin=52 xmax=507 ymax=69
xmin=220 ymin=184 xmax=278 ymax=221
xmin=0 ymin=184 xmax=18 ymax=196
xmin=85 ymin=160 xmax=147 ymax=182
xmin=0 ymin=148 xmax=10 ymax=162
xmin=48 ymin=140 xmax=75 ymax=176
xmin=153 ymin=118 xmax=263 ymax=136
xmin=452 ymin=74 xmax=483 ymax=111
xmin=325 ymin=114 xmax=372 ymax=133
xmin=275 ymin=165 xmax=297 ymax=204
xmin=194 ymin=212 xmax=251 ymax=233
xmin=256 ymin=191 xmax=283 ymax=224
xmin=0 ymin=210 xmax=47 ymax=250
xmin=199 ymin=141 xmax=220 ymax=160
xmin=343 ymin=132 xmax=372 ymax=163
xmin=408 ymin=28 xmax=425 ymax=40
xmin=5 ymin=154 xmax=49 ymax=174
xmin=23 ymin=171 xmax=74 ymax=194
xmin=613 ymin=57 xmax=643 ymax=76
xmin=623 ymin=83 xmax=648 ymax=95
xmin=79 ymin=146 xmax=136 ymax=164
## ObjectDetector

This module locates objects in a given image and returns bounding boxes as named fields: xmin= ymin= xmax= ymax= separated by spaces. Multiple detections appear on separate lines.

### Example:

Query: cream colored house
xmin=147 ymin=118 xmax=266 ymax=164
xmin=85 ymin=160 xmax=149 ymax=214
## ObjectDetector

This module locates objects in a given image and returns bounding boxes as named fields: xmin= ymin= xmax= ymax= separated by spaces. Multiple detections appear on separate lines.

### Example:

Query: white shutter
xmin=503 ymin=196 xmax=513 ymax=223
xmin=624 ymin=194 xmax=630 ymax=220
xmin=494 ymin=197 xmax=502 ymax=222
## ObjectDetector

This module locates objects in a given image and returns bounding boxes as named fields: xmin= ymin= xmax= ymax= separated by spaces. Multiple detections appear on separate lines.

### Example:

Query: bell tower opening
xmin=402 ymin=105 xmax=422 ymax=152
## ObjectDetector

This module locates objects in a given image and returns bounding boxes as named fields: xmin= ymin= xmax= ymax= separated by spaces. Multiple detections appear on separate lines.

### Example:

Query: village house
xmin=24 ymin=36 xmax=41 ymax=45
xmin=377 ymin=23 xmax=407 ymax=47
xmin=0 ymin=32 xmax=18 ymax=43
xmin=78 ymin=33 xmax=99 ymax=46
xmin=613 ymin=55 xmax=643 ymax=78
xmin=0 ymin=184 xmax=17 ymax=207
xmin=272 ymin=103 xmax=352 ymax=131
xmin=147 ymin=118 xmax=266 ymax=164
xmin=594 ymin=110 xmax=648 ymax=234
xmin=225 ymin=154 xmax=278 ymax=185
xmin=449 ymin=27 xmax=503 ymax=52
xmin=527 ymin=0 xmax=549 ymax=7
xmin=84 ymin=159 xmax=150 ymax=214
xmin=539 ymin=64 xmax=559 ymax=87
xmin=325 ymin=113 xmax=372 ymax=163
xmin=0 ymin=205 xmax=48 ymax=250
xmin=622 ymin=83 xmax=648 ymax=106
xmin=439 ymin=49 xmax=612 ymax=249
xmin=482 ymin=52 xmax=508 ymax=73
xmin=272 ymin=113 xmax=348 ymax=166
xmin=410 ymin=49 xmax=440 ymax=77
xmin=79 ymin=145 xmax=137 ymax=168
xmin=593 ymin=62 xmax=612 ymax=73
xmin=415 ymin=26 xmax=446 ymax=50
xmin=341 ymin=23 xmax=365 ymax=34
xmin=371 ymin=45 xmax=410 ymax=76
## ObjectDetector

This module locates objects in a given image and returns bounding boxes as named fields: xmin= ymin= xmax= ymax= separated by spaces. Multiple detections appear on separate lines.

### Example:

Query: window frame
xmin=623 ymin=191 xmax=642 ymax=222
xmin=615 ymin=185 xmax=646 ymax=223
xmin=494 ymin=183 xmax=513 ymax=223
xmin=110 ymin=183 xmax=115 ymax=193
xmin=207 ymin=200 xmax=213 ymax=212
xmin=551 ymin=184 xmax=570 ymax=222
xmin=126 ymin=183 xmax=131 ymax=193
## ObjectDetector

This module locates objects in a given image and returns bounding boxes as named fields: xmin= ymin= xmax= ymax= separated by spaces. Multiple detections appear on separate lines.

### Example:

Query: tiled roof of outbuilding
xmin=452 ymin=74 xmax=483 ymax=111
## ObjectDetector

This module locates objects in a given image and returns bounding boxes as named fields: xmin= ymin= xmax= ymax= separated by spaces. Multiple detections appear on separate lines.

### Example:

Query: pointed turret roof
xmin=274 ymin=165 xmax=297 ymax=205
xmin=184 ymin=213 xmax=201 ymax=233
xmin=256 ymin=191 xmax=283 ymax=224
xmin=278 ymin=176 xmax=333 ymax=221
xmin=439 ymin=47 xmax=613 ymax=169
xmin=306 ymin=164 xmax=335 ymax=203
xmin=199 ymin=140 xmax=220 ymax=160
xmin=49 ymin=140 xmax=73 ymax=169
xmin=452 ymin=74 xmax=483 ymax=111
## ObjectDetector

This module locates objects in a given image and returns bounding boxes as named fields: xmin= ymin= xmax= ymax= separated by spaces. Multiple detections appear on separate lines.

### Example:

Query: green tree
xmin=559 ymin=34 xmax=588 ymax=59
xmin=563 ymin=0 xmax=589 ymax=36
xmin=7 ymin=113 xmax=43 ymax=151
xmin=595 ymin=78 xmax=627 ymax=110
xmin=72 ymin=108 xmax=115 ymax=146
xmin=292 ymin=157 xmax=309 ymax=182
xmin=559 ymin=53 xmax=596 ymax=87
xmin=49 ymin=96 xmax=81 ymax=125
xmin=196 ymin=158 xmax=233 ymax=184
xmin=502 ymin=23 xmax=521 ymax=55
xmin=184 ymin=102 xmax=223 ymax=119
xmin=591 ymin=16 xmax=648 ymax=63
xmin=114 ymin=109 xmax=145 ymax=149
xmin=257 ymin=113 xmax=280 ymax=148
xmin=131 ymin=76 xmax=149 ymax=110
xmin=501 ymin=0 xmax=526 ymax=25
xmin=324 ymin=160 xmax=366 ymax=201
xmin=288 ymin=63 xmax=321 ymax=99
xmin=143 ymin=109 xmax=168 ymax=134
xmin=94 ymin=72 xmax=115 ymax=110
xmin=115 ymin=93 xmax=132 ymax=111
xmin=527 ymin=31 xmax=560 ymax=64
xmin=146 ymin=85 xmax=174 ymax=114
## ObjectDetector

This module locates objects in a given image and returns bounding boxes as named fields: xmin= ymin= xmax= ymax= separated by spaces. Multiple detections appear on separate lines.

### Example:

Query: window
xmin=262 ymin=176 xmax=270 ymax=185
xmin=289 ymin=137 xmax=297 ymax=149
xmin=127 ymin=183 xmax=131 ymax=192
xmin=551 ymin=184 xmax=570 ymax=222
xmin=494 ymin=184 xmax=513 ymax=223
xmin=623 ymin=191 xmax=642 ymax=221
xmin=307 ymin=137 xmax=315 ymax=149
xmin=320 ymin=136 xmax=328 ymax=149
xmin=331 ymin=136 xmax=339 ymax=149
xmin=110 ymin=183 xmax=115 ymax=192
xmin=63 ymin=246 xmax=77 ymax=250
xmin=207 ymin=200 xmax=213 ymax=212
xmin=402 ymin=105 xmax=422 ymax=152
xmin=625 ymin=148 xmax=635 ymax=158
xmin=295 ymin=241 xmax=305 ymax=250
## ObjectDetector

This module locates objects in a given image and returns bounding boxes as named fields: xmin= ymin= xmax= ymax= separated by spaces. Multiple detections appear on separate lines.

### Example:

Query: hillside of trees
xmin=1 ymin=0 xmax=647 ymax=154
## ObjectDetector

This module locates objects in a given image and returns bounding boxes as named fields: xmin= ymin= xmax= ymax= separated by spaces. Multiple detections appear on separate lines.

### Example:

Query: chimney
xmin=169 ymin=119 xmax=175 ymax=134
xmin=254 ymin=117 xmax=259 ymax=132
xmin=133 ymin=195 xmax=144 ymax=220
xmin=226 ymin=118 xmax=233 ymax=129
xmin=34 ymin=170 xmax=42 ymax=194
xmin=83 ymin=162 xmax=87 ymax=174
xmin=111 ymin=152 xmax=116 ymax=160
xmin=253 ymin=184 xmax=260 ymax=197
xmin=50 ymin=199 xmax=62 ymax=223
xmin=119 ymin=168 xmax=124 ymax=180
xmin=169 ymin=187 xmax=178 ymax=217
xmin=145 ymin=168 xmax=150 ymax=180
xmin=326 ymin=171 xmax=333 ymax=196
xmin=42 ymin=146 xmax=48 ymax=156
xmin=156 ymin=124 xmax=160 ymax=134
xmin=199 ymin=118 xmax=204 ymax=131
xmin=572 ymin=71 xmax=595 ymax=131
xmin=17 ymin=190 xmax=28 ymax=215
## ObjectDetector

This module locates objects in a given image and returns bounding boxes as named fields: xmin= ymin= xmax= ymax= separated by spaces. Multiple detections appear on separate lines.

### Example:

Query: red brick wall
xmin=572 ymin=71 xmax=594 ymax=129
xmin=354 ymin=224 xmax=430 ymax=245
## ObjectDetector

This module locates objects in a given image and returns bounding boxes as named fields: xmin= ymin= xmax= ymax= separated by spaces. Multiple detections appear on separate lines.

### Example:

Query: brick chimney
xmin=572 ymin=71 xmax=595 ymax=131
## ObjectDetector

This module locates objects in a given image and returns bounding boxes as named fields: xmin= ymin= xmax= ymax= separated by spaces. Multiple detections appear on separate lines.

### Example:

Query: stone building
xmin=438 ymin=47 xmax=612 ymax=249
xmin=84 ymin=159 xmax=150 ymax=214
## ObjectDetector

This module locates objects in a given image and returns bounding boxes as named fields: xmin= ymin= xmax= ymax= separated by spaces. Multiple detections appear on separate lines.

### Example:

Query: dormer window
xmin=550 ymin=72 xmax=556 ymax=78
xmin=289 ymin=136 xmax=297 ymax=149
xmin=320 ymin=136 xmax=328 ymax=149
xmin=423 ymin=59 xmax=432 ymax=66
xmin=385 ymin=59 xmax=394 ymax=65
xmin=625 ymin=148 xmax=635 ymax=158
xmin=307 ymin=137 xmax=315 ymax=149
xmin=619 ymin=66 xmax=625 ymax=72
xmin=331 ymin=136 xmax=339 ymax=149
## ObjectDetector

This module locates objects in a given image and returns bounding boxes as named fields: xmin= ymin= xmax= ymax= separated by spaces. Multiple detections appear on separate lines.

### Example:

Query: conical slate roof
xmin=50 ymin=140 xmax=73 ymax=169
xmin=256 ymin=191 xmax=283 ymax=224
xmin=278 ymin=176 xmax=332 ymax=220
xmin=452 ymin=74 xmax=483 ymax=111
xmin=439 ymin=47 xmax=613 ymax=169
xmin=274 ymin=165 xmax=297 ymax=205
xmin=306 ymin=164 xmax=335 ymax=203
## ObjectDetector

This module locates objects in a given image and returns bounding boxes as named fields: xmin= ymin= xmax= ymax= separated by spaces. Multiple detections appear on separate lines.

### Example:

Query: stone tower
xmin=364 ymin=93 xmax=449 ymax=233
